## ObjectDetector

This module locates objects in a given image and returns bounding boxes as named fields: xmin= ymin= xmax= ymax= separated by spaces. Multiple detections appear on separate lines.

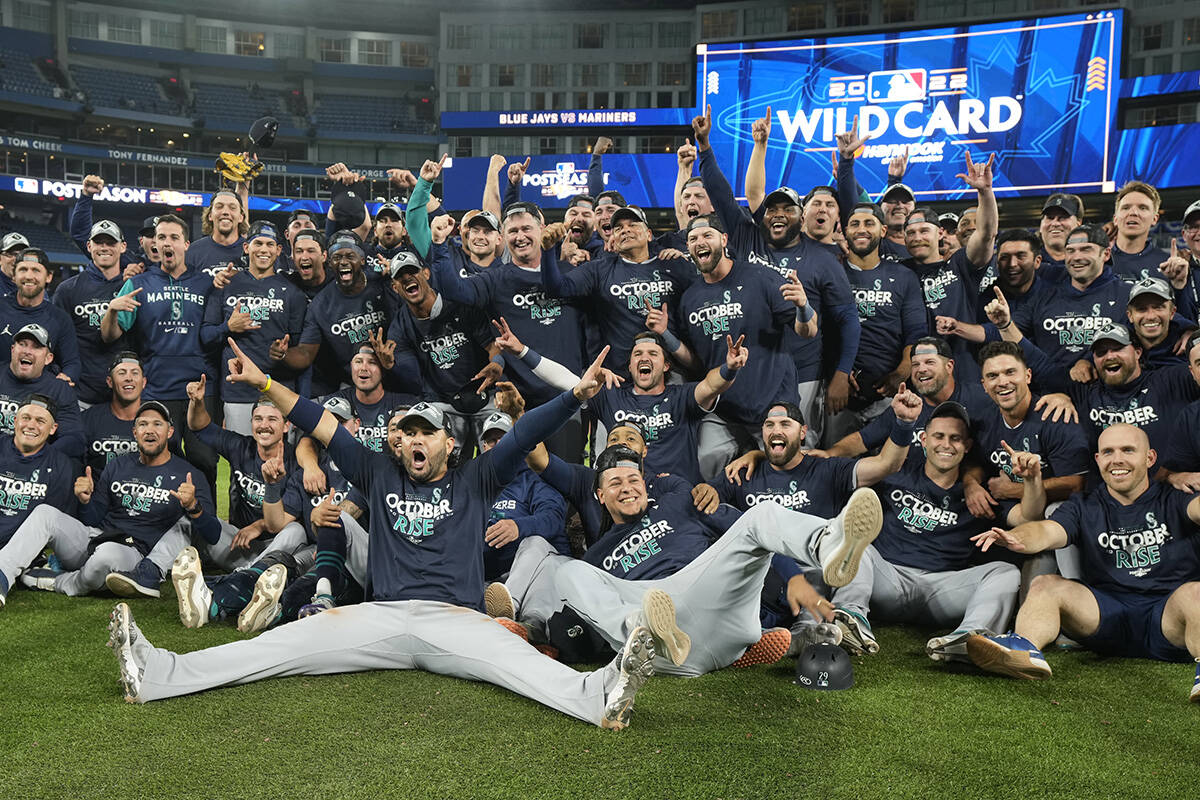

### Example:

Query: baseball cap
xmin=13 ymin=323 xmax=51 ymax=349
xmin=322 ymin=396 xmax=355 ymax=422
xmin=292 ymin=229 xmax=326 ymax=250
xmin=929 ymin=400 xmax=971 ymax=429
xmin=802 ymin=185 xmax=837 ymax=207
xmin=246 ymin=220 xmax=280 ymax=243
xmin=764 ymin=186 xmax=802 ymax=208
xmin=135 ymin=400 xmax=173 ymax=425
xmin=764 ymin=401 xmax=805 ymax=426
xmin=463 ymin=210 xmax=499 ymax=231
xmin=609 ymin=417 xmax=650 ymax=443
xmin=1128 ymin=276 xmax=1173 ymax=305
xmin=1091 ymin=323 xmax=1133 ymax=351
xmin=287 ymin=209 xmax=318 ymax=227
xmin=1183 ymin=199 xmax=1200 ymax=224
xmin=937 ymin=212 xmax=960 ymax=231
xmin=1066 ymin=224 xmax=1109 ymax=248
xmin=849 ymin=203 xmax=886 ymax=225
xmin=248 ymin=115 xmax=279 ymax=149
xmin=399 ymin=402 xmax=452 ymax=433
xmin=1042 ymin=193 xmax=1082 ymax=219
xmin=610 ymin=206 xmax=648 ymax=227
xmin=502 ymin=201 xmax=543 ymax=222
xmin=2 ymin=232 xmax=30 ymax=252
xmin=566 ymin=194 xmax=596 ymax=211
xmin=880 ymin=183 xmax=916 ymax=204
xmin=480 ymin=411 xmax=514 ymax=436
xmin=388 ymin=250 xmax=423 ymax=278
xmin=686 ymin=214 xmax=725 ymax=235
xmin=16 ymin=247 xmax=48 ymax=268
xmin=596 ymin=190 xmax=627 ymax=208
xmin=375 ymin=202 xmax=404 ymax=221
xmin=19 ymin=392 xmax=58 ymax=422
xmin=904 ymin=207 xmax=939 ymax=229
xmin=89 ymin=220 xmax=122 ymax=242
xmin=330 ymin=190 xmax=367 ymax=230
xmin=911 ymin=336 xmax=954 ymax=360
xmin=592 ymin=444 xmax=644 ymax=486
xmin=108 ymin=351 xmax=143 ymax=373
xmin=327 ymin=230 xmax=365 ymax=258
xmin=139 ymin=216 xmax=159 ymax=237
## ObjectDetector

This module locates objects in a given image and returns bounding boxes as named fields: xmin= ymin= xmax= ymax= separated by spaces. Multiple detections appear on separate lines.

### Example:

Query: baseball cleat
xmin=484 ymin=582 xmax=516 ymax=619
xmin=731 ymin=627 xmax=791 ymax=668
xmin=1190 ymin=662 xmax=1199 ymax=703
xmin=817 ymin=487 xmax=882 ymax=588
xmin=601 ymin=626 xmax=655 ymax=731
xmin=967 ymin=633 xmax=1052 ymax=680
xmin=106 ymin=559 xmax=164 ymax=598
xmin=19 ymin=567 xmax=61 ymax=592
xmin=171 ymin=547 xmax=212 ymax=629
xmin=786 ymin=621 xmax=843 ymax=658
xmin=237 ymin=564 xmax=287 ymax=634
xmin=107 ymin=602 xmax=143 ymax=703
xmin=299 ymin=594 xmax=335 ymax=618
xmin=926 ymin=628 xmax=990 ymax=663
xmin=833 ymin=608 xmax=880 ymax=655
xmin=0 ymin=572 xmax=8 ymax=610
xmin=639 ymin=588 xmax=690 ymax=666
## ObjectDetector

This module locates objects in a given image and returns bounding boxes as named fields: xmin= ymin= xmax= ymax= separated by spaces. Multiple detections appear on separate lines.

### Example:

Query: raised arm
xmin=589 ymin=137 xmax=611 ymax=197
xmin=834 ymin=115 xmax=869 ymax=226
xmin=185 ymin=375 xmax=212 ymax=431
xmin=852 ymin=385 xmax=921 ymax=486
xmin=694 ymin=334 xmax=745 ymax=410
xmin=959 ymin=152 xmax=998 ymax=269
xmin=674 ymin=140 xmax=696 ymax=230
xmin=226 ymin=338 xmax=339 ymax=446
xmin=1003 ymin=441 xmax=1048 ymax=528
xmin=483 ymin=154 xmax=506 ymax=220
xmin=745 ymin=107 xmax=770 ymax=214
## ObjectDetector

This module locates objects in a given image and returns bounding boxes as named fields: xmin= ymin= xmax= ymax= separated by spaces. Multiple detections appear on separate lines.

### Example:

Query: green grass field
xmin=2 ymin=464 xmax=1196 ymax=798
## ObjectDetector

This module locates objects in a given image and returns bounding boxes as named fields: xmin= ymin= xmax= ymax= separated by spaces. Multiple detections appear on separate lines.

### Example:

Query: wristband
xmin=719 ymin=364 xmax=739 ymax=381
xmin=659 ymin=329 xmax=682 ymax=352
xmin=796 ymin=304 xmax=815 ymax=323
xmin=263 ymin=482 xmax=283 ymax=503
xmin=183 ymin=502 xmax=201 ymax=515
xmin=490 ymin=354 xmax=505 ymax=367
xmin=996 ymin=320 xmax=1012 ymax=331
xmin=516 ymin=346 xmax=530 ymax=360
xmin=260 ymin=376 xmax=272 ymax=393
xmin=889 ymin=417 xmax=916 ymax=447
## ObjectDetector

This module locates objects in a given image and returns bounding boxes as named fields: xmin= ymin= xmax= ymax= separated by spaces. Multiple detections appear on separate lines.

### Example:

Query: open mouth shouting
xmin=399 ymin=274 xmax=422 ymax=301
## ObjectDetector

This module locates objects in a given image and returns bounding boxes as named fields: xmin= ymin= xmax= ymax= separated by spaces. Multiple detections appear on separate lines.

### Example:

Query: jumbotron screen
xmin=697 ymin=10 xmax=1124 ymax=200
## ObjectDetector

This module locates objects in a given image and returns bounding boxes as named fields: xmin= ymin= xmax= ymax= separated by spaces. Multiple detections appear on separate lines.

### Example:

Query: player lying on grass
xmin=968 ymin=423 xmax=1200 ymax=702
xmin=107 ymin=339 xmax=676 ymax=730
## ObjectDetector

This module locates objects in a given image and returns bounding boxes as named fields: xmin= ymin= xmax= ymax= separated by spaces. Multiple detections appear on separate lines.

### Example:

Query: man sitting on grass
xmin=107 ymin=340 xmax=672 ymax=731
xmin=968 ymin=423 xmax=1200 ymax=702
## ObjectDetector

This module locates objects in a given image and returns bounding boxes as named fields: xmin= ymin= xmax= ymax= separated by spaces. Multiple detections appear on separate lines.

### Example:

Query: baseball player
xmin=106 ymin=339 xmax=669 ymax=730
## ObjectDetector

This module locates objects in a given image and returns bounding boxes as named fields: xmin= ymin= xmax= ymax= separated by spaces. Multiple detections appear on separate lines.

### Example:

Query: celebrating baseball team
xmin=2 ymin=104 xmax=1199 ymax=730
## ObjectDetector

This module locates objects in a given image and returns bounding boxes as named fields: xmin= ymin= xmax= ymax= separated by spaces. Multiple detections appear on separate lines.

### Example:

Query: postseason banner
xmin=697 ymin=10 xmax=1124 ymax=200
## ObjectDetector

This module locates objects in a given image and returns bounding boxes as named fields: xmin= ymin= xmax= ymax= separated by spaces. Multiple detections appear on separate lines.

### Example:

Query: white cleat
xmin=107 ymin=602 xmax=143 ymax=703
xmin=927 ymin=628 xmax=990 ymax=663
xmin=171 ymin=547 xmax=211 ymax=629
xmin=817 ymin=488 xmax=882 ymax=588
xmin=237 ymin=564 xmax=288 ymax=634
xmin=601 ymin=626 xmax=656 ymax=731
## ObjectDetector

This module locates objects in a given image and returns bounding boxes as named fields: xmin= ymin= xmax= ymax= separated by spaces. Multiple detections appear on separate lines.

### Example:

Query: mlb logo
xmin=868 ymin=69 xmax=927 ymax=102
xmin=14 ymin=177 xmax=38 ymax=194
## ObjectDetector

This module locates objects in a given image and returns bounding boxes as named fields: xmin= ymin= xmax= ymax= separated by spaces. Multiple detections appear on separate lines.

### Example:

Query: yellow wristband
xmin=260 ymin=376 xmax=272 ymax=393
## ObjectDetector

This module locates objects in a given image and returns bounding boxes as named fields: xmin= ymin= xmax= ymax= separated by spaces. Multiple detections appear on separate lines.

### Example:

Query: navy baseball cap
xmin=929 ymin=400 xmax=971 ymax=429
xmin=849 ymin=203 xmax=886 ymax=225
xmin=611 ymin=206 xmax=648 ymax=227
xmin=287 ymin=209 xmax=318 ymax=227
xmin=135 ymin=400 xmax=173 ymax=425
xmin=463 ymin=210 xmax=499 ymax=231
xmin=596 ymin=190 xmax=626 ymax=208
xmin=246 ymin=220 xmax=280 ymax=244
xmin=1066 ymin=224 xmax=1109 ymax=248
xmin=904 ymin=207 xmax=939 ymax=228
xmin=686 ymin=214 xmax=725 ymax=235
xmin=802 ymin=185 xmax=837 ymax=207
xmin=1042 ymin=193 xmax=1082 ymax=219
xmin=566 ymin=195 xmax=596 ymax=211
xmin=139 ymin=216 xmax=159 ymax=236
xmin=503 ymin=201 xmax=543 ymax=222
xmin=764 ymin=186 xmax=802 ymax=208
xmin=912 ymin=336 xmax=954 ymax=360
xmin=592 ymin=444 xmax=644 ymax=489
xmin=108 ymin=351 xmax=143 ymax=372
xmin=327 ymin=230 xmax=365 ymax=258
xmin=937 ymin=212 xmax=960 ymax=231
xmin=292 ymin=229 xmax=326 ymax=250
xmin=764 ymin=401 xmax=805 ymax=426
xmin=20 ymin=392 xmax=58 ymax=422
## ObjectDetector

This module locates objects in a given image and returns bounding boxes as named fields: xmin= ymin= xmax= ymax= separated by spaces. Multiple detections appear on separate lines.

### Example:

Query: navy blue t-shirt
xmin=81 ymin=404 xmax=179 ymax=477
xmin=1163 ymin=398 xmax=1200 ymax=474
xmin=427 ymin=243 xmax=587 ymax=408
xmin=319 ymin=389 xmax=581 ymax=609
xmin=713 ymin=454 xmax=858 ymax=519
xmin=185 ymin=235 xmax=245 ymax=271
xmin=1011 ymin=270 xmax=1130 ymax=374
xmin=1051 ymin=480 xmax=1200 ymax=595
xmin=905 ymin=248 xmax=988 ymax=382
xmin=483 ymin=463 xmax=568 ymax=579
xmin=1068 ymin=365 xmax=1200 ymax=452
xmin=84 ymin=452 xmax=217 ymax=552
xmin=1109 ymin=241 xmax=1169 ymax=286
xmin=300 ymin=275 xmax=393 ymax=396
xmin=51 ymin=264 xmax=127 ymax=404
xmin=971 ymin=397 xmax=1090 ymax=485
xmin=0 ymin=367 xmax=85 ymax=459
xmin=281 ymin=449 xmax=359 ymax=540
xmin=325 ymin=387 xmax=410 ymax=453
xmin=858 ymin=380 xmax=990 ymax=471
xmin=872 ymin=465 xmax=988 ymax=571
xmin=0 ymin=435 xmax=76 ymax=547
xmin=582 ymin=488 xmax=739 ymax=580
xmin=115 ymin=269 xmax=216 ymax=401
xmin=846 ymin=258 xmax=928 ymax=383
xmin=589 ymin=382 xmax=709 ymax=485
xmin=196 ymin=424 xmax=295 ymax=529
xmin=202 ymin=271 xmax=309 ymax=403
xmin=678 ymin=260 xmax=799 ymax=425
xmin=388 ymin=296 xmax=494 ymax=403
xmin=541 ymin=250 xmax=695 ymax=374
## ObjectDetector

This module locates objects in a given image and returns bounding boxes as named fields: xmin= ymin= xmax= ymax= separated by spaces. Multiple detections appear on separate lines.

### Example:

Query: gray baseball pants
xmin=523 ymin=502 xmax=831 ymax=677
xmin=0 ymin=505 xmax=185 ymax=596
xmin=831 ymin=546 xmax=1019 ymax=633
xmin=132 ymin=598 xmax=622 ymax=725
